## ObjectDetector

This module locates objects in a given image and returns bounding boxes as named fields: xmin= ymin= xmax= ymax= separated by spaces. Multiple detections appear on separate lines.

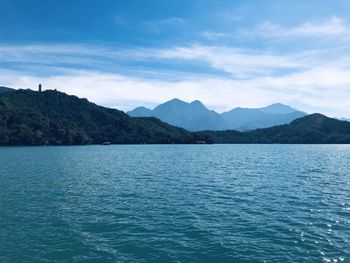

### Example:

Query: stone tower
xmin=38 ymin=84 xmax=42 ymax=92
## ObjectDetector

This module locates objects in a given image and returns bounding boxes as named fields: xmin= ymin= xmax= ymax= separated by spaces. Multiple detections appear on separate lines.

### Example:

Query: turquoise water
xmin=0 ymin=145 xmax=349 ymax=263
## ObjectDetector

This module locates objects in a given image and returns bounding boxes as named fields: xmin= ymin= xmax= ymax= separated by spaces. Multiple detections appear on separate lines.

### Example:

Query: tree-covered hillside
xmin=0 ymin=89 xmax=205 ymax=145
xmin=198 ymin=114 xmax=350 ymax=144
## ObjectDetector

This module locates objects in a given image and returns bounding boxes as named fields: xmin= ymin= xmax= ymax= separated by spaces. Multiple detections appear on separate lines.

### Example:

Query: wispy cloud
xmin=151 ymin=45 xmax=306 ymax=77
xmin=201 ymin=17 xmax=350 ymax=44
xmin=245 ymin=16 xmax=350 ymax=40
xmin=142 ymin=17 xmax=185 ymax=33
xmin=201 ymin=31 xmax=228 ymax=40
xmin=112 ymin=15 xmax=186 ymax=34
xmin=0 ymin=43 xmax=306 ymax=77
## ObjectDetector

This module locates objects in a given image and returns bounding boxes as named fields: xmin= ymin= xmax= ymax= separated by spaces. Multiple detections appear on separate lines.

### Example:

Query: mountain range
xmin=0 ymin=87 xmax=350 ymax=145
xmin=128 ymin=99 xmax=307 ymax=131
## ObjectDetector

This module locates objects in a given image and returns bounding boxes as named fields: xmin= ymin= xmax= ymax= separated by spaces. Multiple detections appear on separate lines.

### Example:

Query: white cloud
xmin=2 ymin=65 xmax=350 ymax=117
xmin=1 ymin=41 xmax=350 ymax=117
xmin=142 ymin=17 xmax=185 ymax=33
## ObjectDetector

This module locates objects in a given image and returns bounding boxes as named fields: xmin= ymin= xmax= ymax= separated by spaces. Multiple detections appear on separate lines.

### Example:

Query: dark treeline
xmin=0 ymin=89 xmax=349 ymax=145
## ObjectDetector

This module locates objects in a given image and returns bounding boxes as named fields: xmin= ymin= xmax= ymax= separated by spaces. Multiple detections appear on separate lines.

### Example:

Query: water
xmin=0 ymin=145 xmax=349 ymax=263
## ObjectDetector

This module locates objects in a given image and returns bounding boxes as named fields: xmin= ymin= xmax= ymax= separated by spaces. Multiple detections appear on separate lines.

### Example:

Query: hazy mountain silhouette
xmin=221 ymin=103 xmax=306 ymax=131
xmin=128 ymin=106 xmax=153 ymax=117
xmin=128 ymin=99 xmax=307 ymax=131
xmin=259 ymin=103 xmax=299 ymax=114
xmin=129 ymin=99 xmax=226 ymax=131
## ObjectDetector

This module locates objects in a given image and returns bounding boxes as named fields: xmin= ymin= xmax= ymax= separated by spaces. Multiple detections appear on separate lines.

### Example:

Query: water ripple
xmin=0 ymin=145 xmax=350 ymax=262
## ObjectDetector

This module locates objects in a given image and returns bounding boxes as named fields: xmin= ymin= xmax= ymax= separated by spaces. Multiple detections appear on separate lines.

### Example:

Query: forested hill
xmin=0 ymin=89 xmax=206 ymax=145
xmin=198 ymin=114 xmax=350 ymax=144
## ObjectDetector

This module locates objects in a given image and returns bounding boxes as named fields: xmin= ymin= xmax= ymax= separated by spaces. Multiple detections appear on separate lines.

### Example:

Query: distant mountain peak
xmin=190 ymin=100 xmax=208 ymax=110
xmin=260 ymin=103 xmax=299 ymax=114
xmin=134 ymin=106 xmax=150 ymax=110
xmin=190 ymin=100 xmax=203 ymax=105
xmin=269 ymin=103 xmax=287 ymax=106
xmin=167 ymin=98 xmax=185 ymax=104
xmin=127 ymin=106 xmax=152 ymax=117
xmin=163 ymin=98 xmax=207 ymax=109
xmin=154 ymin=98 xmax=188 ymax=110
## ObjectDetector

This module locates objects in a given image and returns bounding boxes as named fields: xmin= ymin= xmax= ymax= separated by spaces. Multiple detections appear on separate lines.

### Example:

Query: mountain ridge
xmin=128 ymin=99 xmax=307 ymax=131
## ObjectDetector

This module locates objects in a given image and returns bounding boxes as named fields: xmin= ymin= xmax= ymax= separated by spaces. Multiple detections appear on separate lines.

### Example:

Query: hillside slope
xmin=0 ymin=89 xmax=202 ymax=145
xmin=199 ymin=114 xmax=350 ymax=144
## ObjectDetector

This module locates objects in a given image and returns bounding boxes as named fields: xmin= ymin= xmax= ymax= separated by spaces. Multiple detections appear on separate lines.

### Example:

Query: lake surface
xmin=0 ymin=145 xmax=349 ymax=263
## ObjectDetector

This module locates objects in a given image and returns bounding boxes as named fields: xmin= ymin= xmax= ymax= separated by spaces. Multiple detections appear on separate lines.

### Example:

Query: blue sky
xmin=1 ymin=0 xmax=350 ymax=116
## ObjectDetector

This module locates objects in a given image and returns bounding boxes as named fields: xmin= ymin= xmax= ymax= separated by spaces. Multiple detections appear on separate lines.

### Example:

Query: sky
xmin=1 ymin=0 xmax=350 ymax=117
